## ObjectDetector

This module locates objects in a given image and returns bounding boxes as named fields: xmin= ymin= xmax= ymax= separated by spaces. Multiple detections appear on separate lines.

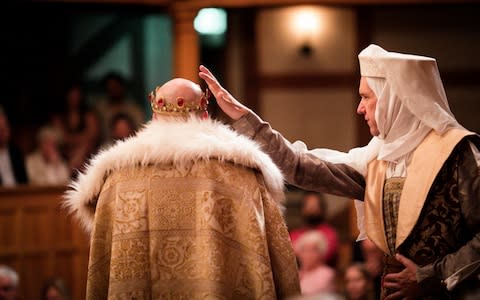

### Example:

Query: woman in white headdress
xmin=199 ymin=44 xmax=480 ymax=299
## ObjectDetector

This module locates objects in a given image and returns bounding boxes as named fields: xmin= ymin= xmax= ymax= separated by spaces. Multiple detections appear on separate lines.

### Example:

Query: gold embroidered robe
xmin=64 ymin=118 xmax=300 ymax=299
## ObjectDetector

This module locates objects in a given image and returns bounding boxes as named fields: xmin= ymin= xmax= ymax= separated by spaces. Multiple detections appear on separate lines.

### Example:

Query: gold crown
xmin=148 ymin=87 xmax=210 ymax=115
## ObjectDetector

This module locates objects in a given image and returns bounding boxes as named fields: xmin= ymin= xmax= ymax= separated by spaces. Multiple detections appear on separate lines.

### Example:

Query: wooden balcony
xmin=0 ymin=186 xmax=89 ymax=300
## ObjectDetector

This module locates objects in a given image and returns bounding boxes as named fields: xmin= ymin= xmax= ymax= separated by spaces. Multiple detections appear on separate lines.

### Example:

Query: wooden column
xmin=172 ymin=6 xmax=200 ymax=82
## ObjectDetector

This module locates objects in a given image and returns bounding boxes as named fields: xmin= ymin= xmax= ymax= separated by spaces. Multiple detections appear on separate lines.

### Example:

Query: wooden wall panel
xmin=0 ymin=186 xmax=89 ymax=300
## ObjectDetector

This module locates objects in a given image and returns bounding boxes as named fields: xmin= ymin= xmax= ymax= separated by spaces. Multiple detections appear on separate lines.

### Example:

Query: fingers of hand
xmin=382 ymin=280 xmax=402 ymax=290
xmin=395 ymin=254 xmax=414 ymax=269
xmin=198 ymin=72 xmax=225 ymax=98
xmin=383 ymin=273 xmax=401 ymax=283
xmin=199 ymin=65 xmax=219 ymax=84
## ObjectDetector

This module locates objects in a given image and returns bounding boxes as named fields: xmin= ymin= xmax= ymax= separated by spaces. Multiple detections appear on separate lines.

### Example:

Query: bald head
xmin=159 ymin=78 xmax=202 ymax=102
xmin=151 ymin=78 xmax=206 ymax=119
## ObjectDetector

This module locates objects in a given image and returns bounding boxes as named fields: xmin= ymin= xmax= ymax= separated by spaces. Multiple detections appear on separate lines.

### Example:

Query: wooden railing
xmin=0 ymin=186 xmax=89 ymax=300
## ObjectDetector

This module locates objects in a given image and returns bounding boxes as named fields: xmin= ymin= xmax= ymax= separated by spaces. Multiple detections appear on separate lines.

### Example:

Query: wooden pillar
xmin=172 ymin=6 xmax=200 ymax=82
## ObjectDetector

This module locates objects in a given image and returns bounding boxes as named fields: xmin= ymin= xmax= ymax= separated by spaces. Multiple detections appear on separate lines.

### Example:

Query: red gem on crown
xmin=157 ymin=98 xmax=164 ymax=106
xmin=177 ymin=98 xmax=185 ymax=107
xmin=200 ymin=97 xmax=207 ymax=108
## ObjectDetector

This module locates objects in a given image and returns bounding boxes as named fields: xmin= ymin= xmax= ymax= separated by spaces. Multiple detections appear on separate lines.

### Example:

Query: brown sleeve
xmin=232 ymin=111 xmax=366 ymax=200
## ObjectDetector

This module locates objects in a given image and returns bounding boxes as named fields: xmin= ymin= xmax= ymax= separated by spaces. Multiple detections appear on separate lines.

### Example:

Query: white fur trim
xmin=63 ymin=117 xmax=285 ymax=233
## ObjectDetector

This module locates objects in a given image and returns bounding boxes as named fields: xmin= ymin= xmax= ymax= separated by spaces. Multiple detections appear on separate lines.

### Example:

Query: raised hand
xmin=199 ymin=65 xmax=249 ymax=120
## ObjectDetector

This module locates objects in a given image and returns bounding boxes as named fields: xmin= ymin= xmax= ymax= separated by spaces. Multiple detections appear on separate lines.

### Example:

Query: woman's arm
xmin=199 ymin=65 xmax=365 ymax=199
xmin=233 ymin=111 xmax=365 ymax=199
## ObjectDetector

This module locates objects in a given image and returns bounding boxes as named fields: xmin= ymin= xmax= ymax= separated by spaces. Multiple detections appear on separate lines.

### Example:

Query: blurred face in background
xmin=106 ymin=78 xmax=126 ymax=101
xmin=112 ymin=119 xmax=134 ymax=141
xmin=297 ymin=240 xmax=324 ymax=271
xmin=40 ymin=136 xmax=60 ymax=163
xmin=345 ymin=265 xmax=370 ymax=300
xmin=66 ymin=86 xmax=82 ymax=109
xmin=45 ymin=286 xmax=62 ymax=300
xmin=301 ymin=194 xmax=325 ymax=226
xmin=0 ymin=275 xmax=17 ymax=300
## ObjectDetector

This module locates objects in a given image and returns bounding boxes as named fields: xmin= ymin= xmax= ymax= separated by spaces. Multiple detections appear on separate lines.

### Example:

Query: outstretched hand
xmin=383 ymin=254 xmax=423 ymax=300
xmin=199 ymin=65 xmax=249 ymax=120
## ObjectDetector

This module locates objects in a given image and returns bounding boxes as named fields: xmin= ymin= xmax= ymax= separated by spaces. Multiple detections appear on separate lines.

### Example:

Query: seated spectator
xmin=344 ymin=263 xmax=375 ymax=300
xmin=290 ymin=192 xmax=339 ymax=266
xmin=0 ymin=265 xmax=19 ymax=300
xmin=0 ymin=107 xmax=28 ymax=187
xmin=41 ymin=278 xmax=71 ymax=300
xmin=297 ymin=231 xmax=336 ymax=295
xmin=100 ymin=113 xmax=137 ymax=149
xmin=110 ymin=112 xmax=136 ymax=141
xmin=26 ymin=127 xmax=69 ymax=186
xmin=360 ymin=239 xmax=383 ymax=298
xmin=51 ymin=82 xmax=100 ymax=175
xmin=94 ymin=72 xmax=144 ymax=142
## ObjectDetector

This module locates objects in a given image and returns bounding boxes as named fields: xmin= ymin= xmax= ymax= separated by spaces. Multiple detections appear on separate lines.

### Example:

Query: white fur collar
xmin=64 ymin=117 xmax=285 ymax=233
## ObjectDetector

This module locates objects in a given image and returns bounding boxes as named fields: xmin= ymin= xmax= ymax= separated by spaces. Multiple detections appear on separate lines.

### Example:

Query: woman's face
xmin=345 ymin=266 xmax=369 ymax=300
xmin=45 ymin=286 xmax=62 ymax=300
xmin=297 ymin=242 xmax=323 ymax=271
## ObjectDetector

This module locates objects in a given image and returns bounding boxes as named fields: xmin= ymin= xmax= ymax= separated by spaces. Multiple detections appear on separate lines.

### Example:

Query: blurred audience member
xmin=360 ymin=239 xmax=383 ymax=298
xmin=100 ymin=113 xmax=137 ymax=149
xmin=51 ymin=82 xmax=100 ymax=175
xmin=291 ymin=192 xmax=339 ymax=266
xmin=0 ymin=108 xmax=28 ymax=187
xmin=95 ymin=72 xmax=144 ymax=141
xmin=108 ymin=112 xmax=137 ymax=146
xmin=26 ymin=127 xmax=69 ymax=186
xmin=344 ymin=263 xmax=375 ymax=300
xmin=297 ymin=231 xmax=336 ymax=295
xmin=0 ymin=265 xmax=19 ymax=300
xmin=41 ymin=278 xmax=71 ymax=300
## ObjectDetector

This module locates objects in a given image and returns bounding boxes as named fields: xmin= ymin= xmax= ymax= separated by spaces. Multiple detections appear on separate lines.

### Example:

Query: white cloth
xmin=0 ymin=148 xmax=16 ymax=187
xmin=359 ymin=45 xmax=464 ymax=163
xmin=293 ymin=138 xmax=381 ymax=240
xmin=299 ymin=45 xmax=467 ymax=238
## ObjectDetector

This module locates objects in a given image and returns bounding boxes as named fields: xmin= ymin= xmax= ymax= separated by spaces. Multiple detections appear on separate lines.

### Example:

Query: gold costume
xmin=65 ymin=118 xmax=300 ymax=299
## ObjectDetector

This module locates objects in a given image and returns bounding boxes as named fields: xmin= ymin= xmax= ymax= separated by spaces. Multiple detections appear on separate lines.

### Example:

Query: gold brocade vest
xmin=364 ymin=128 xmax=474 ymax=254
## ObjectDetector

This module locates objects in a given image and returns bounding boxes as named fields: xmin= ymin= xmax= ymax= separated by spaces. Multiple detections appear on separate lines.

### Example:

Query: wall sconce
xmin=292 ymin=8 xmax=321 ymax=57
xmin=194 ymin=8 xmax=228 ymax=47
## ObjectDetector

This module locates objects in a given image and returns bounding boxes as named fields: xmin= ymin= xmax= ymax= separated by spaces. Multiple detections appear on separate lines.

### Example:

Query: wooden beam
xmin=179 ymin=0 xmax=480 ymax=8
xmin=31 ymin=0 xmax=478 ymax=8
xmin=30 ymin=0 xmax=170 ymax=6
xmin=259 ymin=73 xmax=357 ymax=89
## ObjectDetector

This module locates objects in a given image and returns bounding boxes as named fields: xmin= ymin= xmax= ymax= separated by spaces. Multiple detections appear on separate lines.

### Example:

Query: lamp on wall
xmin=292 ymin=8 xmax=321 ymax=57
xmin=194 ymin=8 xmax=227 ymax=47
xmin=194 ymin=8 xmax=227 ymax=35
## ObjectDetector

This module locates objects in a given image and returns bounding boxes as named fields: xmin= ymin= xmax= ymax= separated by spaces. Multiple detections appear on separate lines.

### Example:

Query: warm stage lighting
xmin=194 ymin=8 xmax=227 ymax=35
xmin=294 ymin=9 xmax=319 ymax=35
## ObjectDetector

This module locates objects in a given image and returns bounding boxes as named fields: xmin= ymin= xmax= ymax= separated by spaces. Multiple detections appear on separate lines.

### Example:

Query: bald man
xmin=65 ymin=78 xmax=300 ymax=299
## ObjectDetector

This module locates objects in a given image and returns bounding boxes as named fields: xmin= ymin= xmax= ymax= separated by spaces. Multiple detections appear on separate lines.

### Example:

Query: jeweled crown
xmin=148 ymin=86 xmax=210 ymax=115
